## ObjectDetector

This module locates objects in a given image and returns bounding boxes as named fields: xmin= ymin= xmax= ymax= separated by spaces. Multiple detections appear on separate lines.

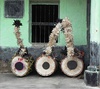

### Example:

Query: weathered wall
xmin=0 ymin=0 xmax=87 ymax=47
xmin=84 ymin=0 xmax=100 ymax=86
xmin=0 ymin=0 xmax=30 ymax=47
xmin=0 ymin=0 xmax=89 ymax=72
xmin=0 ymin=1 xmax=1 ymax=45
xmin=90 ymin=0 xmax=100 ymax=66
xmin=0 ymin=46 xmax=89 ymax=72
xmin=90 ymin=43 xmax=100 ymax=66
xmin=58 ymin=0 xmax=87 ymax=46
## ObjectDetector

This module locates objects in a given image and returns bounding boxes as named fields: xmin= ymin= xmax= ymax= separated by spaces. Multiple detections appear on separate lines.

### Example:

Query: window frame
xmin=29 ymin=2 xmax=59 ymax=46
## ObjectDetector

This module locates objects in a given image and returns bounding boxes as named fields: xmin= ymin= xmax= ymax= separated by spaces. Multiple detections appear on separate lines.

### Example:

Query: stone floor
xmin=0 ymin=73 xmax=99 ymax=89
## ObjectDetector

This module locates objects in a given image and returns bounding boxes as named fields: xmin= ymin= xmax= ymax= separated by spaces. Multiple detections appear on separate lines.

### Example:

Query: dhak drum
xmin=35 ymin=55 xmax=57 ymax=76
xmin=11 ymin=55 xmax=34 ymax=77
xmin=61 ymin=56 xmax=84 ymax=77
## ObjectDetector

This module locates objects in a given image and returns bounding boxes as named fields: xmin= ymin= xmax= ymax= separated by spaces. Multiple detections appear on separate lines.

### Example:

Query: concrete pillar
xmin=90 ymin=0 xmax=100 ymax=66
xmin=84 ymin=0 xmax=100 ymax=86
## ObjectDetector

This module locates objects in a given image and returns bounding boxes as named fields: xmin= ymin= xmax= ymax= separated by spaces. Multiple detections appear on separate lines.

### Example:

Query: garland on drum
xmin=62 ymin=17 xmax=74 ymax=57
xmin=35 ymin=21 xmax=63 ymax=76
xmin=43 ymin=22 xmax=62 ymax=55
xmin=13 ymin=20 xmax=24 ymax=48
xmin=61 ymin=17 xmax=84 ymax=77
xmin=35 ymin=17 xmax=84 ymax=77
xmin=11 ymin=20 xmax=34 ymax=77
xmin=43 ymin=17 xmax=83 ymax=58
xmin=62 ymin=17 xmax=84 ymax=58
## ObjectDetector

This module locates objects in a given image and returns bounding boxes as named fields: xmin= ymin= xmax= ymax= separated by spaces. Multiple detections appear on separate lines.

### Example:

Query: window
xmin=31 ymin=4 xmax=58 ymax=43
xmin=5 ymin=0 xmax=24 ymax=18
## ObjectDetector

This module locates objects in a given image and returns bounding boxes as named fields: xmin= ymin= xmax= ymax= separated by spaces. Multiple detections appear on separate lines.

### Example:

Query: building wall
xmin=0 ymin=0 xmax=30 ymax=47
xmin=0 ymin=0 xmax=87 ymax=47
xmin=58 ymin=0 xmax=87 ymax=46
xmin=0 ymin=0 xmax=89 ymax=72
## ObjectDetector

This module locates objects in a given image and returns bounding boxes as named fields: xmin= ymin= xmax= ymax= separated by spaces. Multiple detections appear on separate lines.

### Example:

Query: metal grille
xmin=31 ymin=5 xmax=58 ymax=43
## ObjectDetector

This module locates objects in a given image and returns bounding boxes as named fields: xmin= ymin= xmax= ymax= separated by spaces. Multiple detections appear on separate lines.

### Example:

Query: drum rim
xmin=60 ymin=56 xmax=84 ymax=77
xmin=11 ymin=55 xmax=33 ymax=77
xmin=35 ymin=55 xmax=57 ymax=76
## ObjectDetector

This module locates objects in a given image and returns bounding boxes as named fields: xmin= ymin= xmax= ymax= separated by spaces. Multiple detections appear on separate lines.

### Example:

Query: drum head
xmin=11 ymin=56 xmax=29 ymax=77
xmin=35 ymin=55 xmax=57 ymax=76
xmin=61 ymin=57 xmax=84 ymax=77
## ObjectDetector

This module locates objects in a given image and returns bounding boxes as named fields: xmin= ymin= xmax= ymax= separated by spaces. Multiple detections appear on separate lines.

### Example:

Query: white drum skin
xmin=35 ymin=55 xmax=57 ymax=76
xmin=61 ymin=56 xmax=84 ymax=77
xmin=11 ymin=55 xmax=33 ymax=77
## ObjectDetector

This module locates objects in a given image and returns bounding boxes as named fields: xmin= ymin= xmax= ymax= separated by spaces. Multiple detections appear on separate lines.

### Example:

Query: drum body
xmin=11 ymin=55 xmax=34 ymax=77
xmin=61 ymin=56 xmax=84 ymax=77
xmin=35 ymin=55 xmax=57 ymax=76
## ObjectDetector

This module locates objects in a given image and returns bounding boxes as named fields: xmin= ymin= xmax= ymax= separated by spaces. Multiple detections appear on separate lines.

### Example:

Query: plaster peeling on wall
xmin=90 ymin=42 xmax=100 ymax=67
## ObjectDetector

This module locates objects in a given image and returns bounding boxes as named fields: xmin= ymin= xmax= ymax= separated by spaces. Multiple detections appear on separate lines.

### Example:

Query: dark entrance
xmin=31 ymin=4 xmax=58 ymax=43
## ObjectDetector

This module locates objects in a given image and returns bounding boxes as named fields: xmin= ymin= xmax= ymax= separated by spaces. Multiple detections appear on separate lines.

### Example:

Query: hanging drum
xmin=11 ymin=55 xmax=34 ymax=77
xmin=61 ymin=57 xmax=84 ymax=77
xmin=35 ymin=55 xmax=57 ymax=76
